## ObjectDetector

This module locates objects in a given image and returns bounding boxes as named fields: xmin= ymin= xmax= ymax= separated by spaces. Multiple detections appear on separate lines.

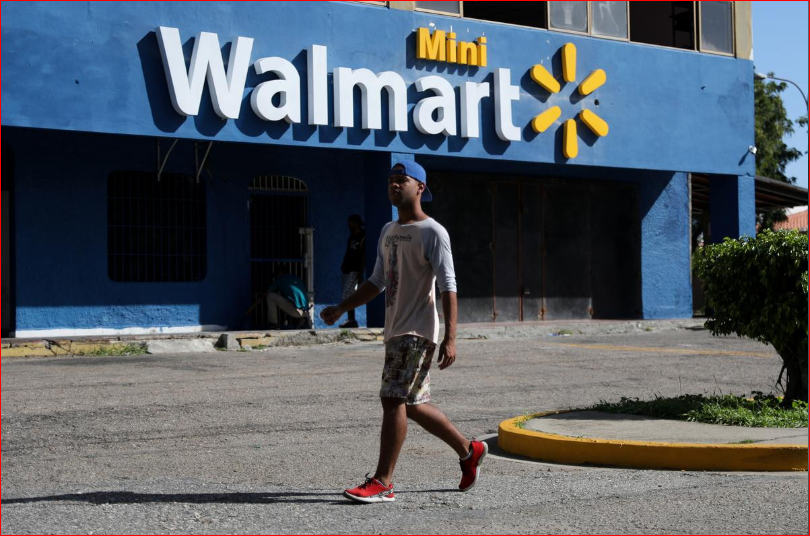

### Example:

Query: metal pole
xmin=300 ymin=227 xmax=315 ymax=328
xmin=756 ymin=72 xmax=809 ymax=115
xmin=771 ymin=76 xmax=809 ymax=114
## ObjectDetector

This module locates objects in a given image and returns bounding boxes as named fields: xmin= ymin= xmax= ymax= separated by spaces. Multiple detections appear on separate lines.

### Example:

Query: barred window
xmin=108 ymin=171 xmax=207 ymax=282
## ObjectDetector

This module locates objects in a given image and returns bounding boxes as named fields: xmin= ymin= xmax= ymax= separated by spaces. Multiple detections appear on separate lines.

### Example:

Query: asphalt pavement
xmin=2 ymin=329 xmax=807 ymax=534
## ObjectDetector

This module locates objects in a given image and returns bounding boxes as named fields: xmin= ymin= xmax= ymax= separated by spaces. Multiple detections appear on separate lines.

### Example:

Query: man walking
xmin=321 ymin=161 xmax=486 ymax=504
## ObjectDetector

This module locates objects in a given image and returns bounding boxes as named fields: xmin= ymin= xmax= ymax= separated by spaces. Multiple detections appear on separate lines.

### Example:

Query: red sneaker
xmin=459 ymin=440 xmax=488 ymax=492
xmin=343 ymin=474 xmax=395 ymax=503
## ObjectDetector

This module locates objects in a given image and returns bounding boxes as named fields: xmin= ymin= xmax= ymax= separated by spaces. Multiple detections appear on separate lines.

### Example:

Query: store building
xmin=2 ymin=1 xmax=757 ymax=337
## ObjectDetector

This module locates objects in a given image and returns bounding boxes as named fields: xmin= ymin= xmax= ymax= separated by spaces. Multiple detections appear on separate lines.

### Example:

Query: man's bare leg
xmin=373 ymin=398 xmax=408 ymax=486
xmin=406 ymin=403 xmax=471 ymax=457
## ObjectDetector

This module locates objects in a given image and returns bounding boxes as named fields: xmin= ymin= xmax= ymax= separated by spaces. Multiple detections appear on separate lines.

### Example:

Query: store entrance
xmin=248 ymin=175 xmax=312 ymax=329
xmin=428 ymin=173 xmax=641 ymax=323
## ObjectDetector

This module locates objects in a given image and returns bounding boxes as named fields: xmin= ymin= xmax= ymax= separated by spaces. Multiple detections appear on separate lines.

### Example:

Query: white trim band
xmin=12 ymin=325 xmax=227 ymax=339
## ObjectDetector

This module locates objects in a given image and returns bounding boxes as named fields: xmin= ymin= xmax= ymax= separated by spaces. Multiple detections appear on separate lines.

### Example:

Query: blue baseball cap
xmin=390 ymin=161 xmax=432 ymax=202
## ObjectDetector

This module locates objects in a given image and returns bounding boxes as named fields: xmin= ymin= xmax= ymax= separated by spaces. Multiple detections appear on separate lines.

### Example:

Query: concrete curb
xmin=0 ymin=340 xmax=148 ymax=358
xmin=0 ymin=329 xmax=386 ymax=357
xmin=1 ymin=319 xmax=705 ymax=357
xmin=455 ymin=319 xmax=706 ymax=340
xmin=498 ymin=411 xmax=809 ymax=472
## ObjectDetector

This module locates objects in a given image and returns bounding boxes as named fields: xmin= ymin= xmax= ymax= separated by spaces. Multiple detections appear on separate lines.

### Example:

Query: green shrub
xmin=693 ymin=230 xmax=808 ymax=404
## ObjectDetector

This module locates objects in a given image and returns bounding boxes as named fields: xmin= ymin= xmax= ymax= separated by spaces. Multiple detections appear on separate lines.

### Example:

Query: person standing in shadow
xmin=339 ymin=214 xmax=366 ymax=328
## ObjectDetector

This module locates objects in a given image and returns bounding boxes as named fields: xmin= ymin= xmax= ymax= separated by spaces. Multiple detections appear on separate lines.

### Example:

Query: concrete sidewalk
xmin=0 ymin=318 xmax=705 ymax=357
xmin=525 ymin=411 xmax=809 ymax=445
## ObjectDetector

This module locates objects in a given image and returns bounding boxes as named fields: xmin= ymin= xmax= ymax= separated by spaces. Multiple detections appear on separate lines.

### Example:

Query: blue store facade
xmin=1 ymin=1 xmax=756 ymax=337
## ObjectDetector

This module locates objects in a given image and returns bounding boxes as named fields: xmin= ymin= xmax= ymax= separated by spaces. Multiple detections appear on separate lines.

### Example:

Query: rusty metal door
xmin=427 ymin=172 xmax=640 ymax=323
xmin=542 ymin=182 xmax=593 ymax=320
xmin=519 ymin=183 xmax=544 ymax=321
xmin=492 ymin=182 xmax=521 ymax=322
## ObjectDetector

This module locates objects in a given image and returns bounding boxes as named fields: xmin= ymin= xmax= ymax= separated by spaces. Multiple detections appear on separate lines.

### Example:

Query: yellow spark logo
xmin=530 ymin=43 xmax=608 ymax=159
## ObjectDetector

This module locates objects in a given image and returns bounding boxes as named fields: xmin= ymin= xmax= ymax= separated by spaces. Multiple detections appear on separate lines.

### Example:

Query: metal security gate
xmin=429 ymin=173 xmax=641 ymax=323
xmin=248 ymin=176 xmax=313 ymax=328
xmin=107 ymin=171 xmax=207 ymax=283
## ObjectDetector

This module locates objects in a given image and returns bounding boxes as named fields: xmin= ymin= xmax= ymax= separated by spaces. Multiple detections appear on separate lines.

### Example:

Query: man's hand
xmin=320 ymin=305 xmax=344 ymax=326
xmin=437 ymin=338 xmax=457 ymax=370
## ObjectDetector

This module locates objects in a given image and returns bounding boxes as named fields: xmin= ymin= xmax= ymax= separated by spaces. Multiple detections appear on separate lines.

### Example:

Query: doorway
xmin=429 ymin=173 xmax=641 ymax=323
xmin=248 ymin=175 xmax=311 ymax=328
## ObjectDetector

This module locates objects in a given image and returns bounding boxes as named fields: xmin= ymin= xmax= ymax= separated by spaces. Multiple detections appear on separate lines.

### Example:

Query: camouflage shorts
xmin=380 ymin=335 xmax=436 ymax=405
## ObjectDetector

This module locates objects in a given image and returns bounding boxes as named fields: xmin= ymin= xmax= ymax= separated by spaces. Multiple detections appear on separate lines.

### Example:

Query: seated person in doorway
xmin=245 ymin=272 xmax=310 ymax=330
xmin=339 ymin=214 xmax=366 ymax=328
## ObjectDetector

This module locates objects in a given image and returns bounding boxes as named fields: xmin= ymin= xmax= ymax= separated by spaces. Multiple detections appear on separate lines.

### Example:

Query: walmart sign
xmin=157 ymin=26 xmax=608 ymax=159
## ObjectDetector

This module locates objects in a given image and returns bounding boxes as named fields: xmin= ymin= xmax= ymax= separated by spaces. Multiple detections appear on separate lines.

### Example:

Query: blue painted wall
xmin=710 ymin=175 xmax=758 ymax=242
xmin=638 ymin=172 xmax=693 ymax=319
xmin=2 ymin=1 xmax=754 ymax=331
xmin=5 ymin=128 xmax=372 ymax=332
xmin=2 ymin=1 xmax=755 ymax=177
xmin=5 ymin=124 xmax=695 ymax=331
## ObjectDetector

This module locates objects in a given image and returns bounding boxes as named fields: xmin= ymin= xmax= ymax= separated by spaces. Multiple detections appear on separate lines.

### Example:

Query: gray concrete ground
xmin=2 ymin=329 xmax=808 ymax=534
xmin=525 ymin=411 xmax=809 ymax=445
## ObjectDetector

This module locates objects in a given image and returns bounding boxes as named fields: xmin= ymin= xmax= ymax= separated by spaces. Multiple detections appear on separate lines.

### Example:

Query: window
xmin=549 ymin=1 xmax=588 ymax=34
xmin=591 ymin=1 xmax=628 ymax=40
xmin=629 ymin=1 xmax=695 ymax=50
xmin=699 ymin=1 xmax=733 ymax=55
xmin=108 ymin=171 xmax=207 ymax=282
xmin=415 ymin=1 xmax=460 ymax=15
xmin=463 ymin=2 xmax=547 ymax=29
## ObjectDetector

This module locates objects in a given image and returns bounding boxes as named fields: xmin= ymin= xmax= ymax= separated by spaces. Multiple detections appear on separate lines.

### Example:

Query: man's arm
xmin=437 ymin=291 xmax=458 ymax=370
xmin=320 ymin=281 xmax=382 ymax=325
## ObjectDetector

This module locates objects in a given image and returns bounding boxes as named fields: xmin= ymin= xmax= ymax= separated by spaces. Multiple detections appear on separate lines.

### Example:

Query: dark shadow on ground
xmin=480 ymin=435 xmax=599 ymax=470
xmin=1 ymin=491 xmax=344 ymax=506
xmin=2 ymin=487 xmax=462 ymax=506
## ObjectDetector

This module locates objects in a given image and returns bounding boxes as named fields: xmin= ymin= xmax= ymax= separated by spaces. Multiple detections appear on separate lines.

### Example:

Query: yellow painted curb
xmin=498 ymin=411 xmax=808 ymax=472
xmin=1 ymin=346 xmax=56 ymax=357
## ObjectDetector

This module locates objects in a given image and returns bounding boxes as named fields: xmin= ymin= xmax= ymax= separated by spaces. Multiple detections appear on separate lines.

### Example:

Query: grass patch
xmin=513 ymin=413 xmax=535 ymax=429
xmin=591 ymin=392 xmax=808 ymax=428
xmin=78 ymin=343 xmax=147 ymax=357
xmin=556 ymin=329 xmax=574 ymax=336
